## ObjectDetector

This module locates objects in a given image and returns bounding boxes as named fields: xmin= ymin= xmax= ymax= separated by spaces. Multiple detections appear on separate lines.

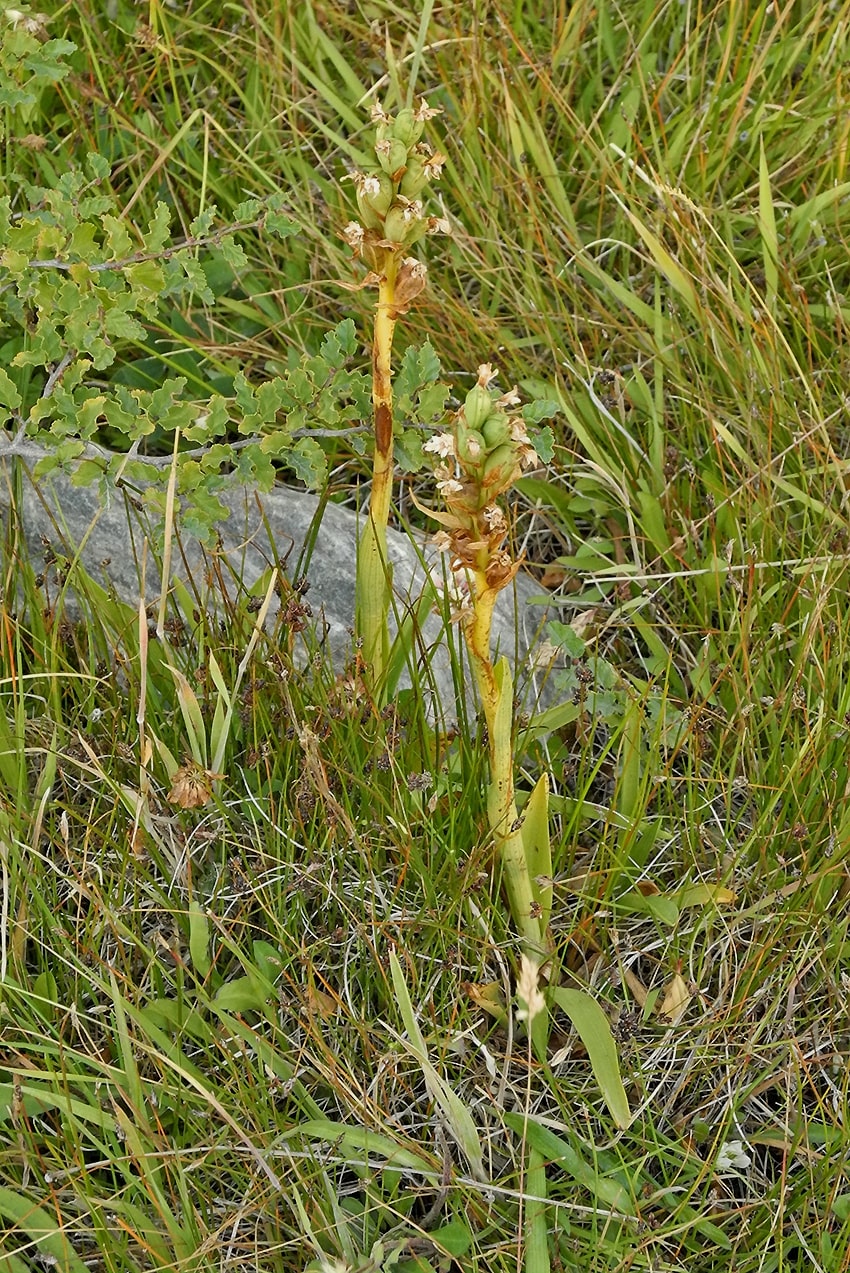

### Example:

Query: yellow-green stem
xmin=356 ymin=259 xmax=398 ymax=692
xmin=465 ymin=571 xmax=545 ymax=957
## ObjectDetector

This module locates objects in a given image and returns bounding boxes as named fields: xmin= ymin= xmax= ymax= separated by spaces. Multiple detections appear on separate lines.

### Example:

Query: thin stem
xmin=356 ymin=257 xmax=399 ymax=690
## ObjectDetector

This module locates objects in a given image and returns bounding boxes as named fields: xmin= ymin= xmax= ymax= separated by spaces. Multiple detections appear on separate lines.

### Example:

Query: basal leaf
xmin=550 ymin=987 xmax=631 ymax=1128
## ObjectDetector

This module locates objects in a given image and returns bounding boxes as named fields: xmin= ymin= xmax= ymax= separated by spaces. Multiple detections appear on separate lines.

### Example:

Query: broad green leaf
xmin=286 ymin=436 xmax=328 ymax=487
xmin=188 ymin=900 xmax=211 ymax=978
xmin=616 ymin=890 xmax=679 ymax=927
xmin=0 ymin=1188 xmax=88 ymax=1273
xmin=213 ymin=976 xmax=269 ymax=1013
xmin=265 ymin=210 xmax=299 ymax=238
xmin=550 ymin=988 xmax=631 ymax=1128
xmin=320 ymin=318 xmax=357 ymax=364
xmin=522 ymin=399 xmax=560 ymax=424
xmin=677 ymin=882 xmax=736 ymax=909
xmin=521 ymin=773 xmax=552 ymax=933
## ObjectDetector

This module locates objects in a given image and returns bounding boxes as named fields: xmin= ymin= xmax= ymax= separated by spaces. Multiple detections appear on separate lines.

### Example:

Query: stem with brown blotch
xmin=356 ymin=258 xmax=398 ymax=691
xmin=463 ymin=572 xmax=546 ymax=958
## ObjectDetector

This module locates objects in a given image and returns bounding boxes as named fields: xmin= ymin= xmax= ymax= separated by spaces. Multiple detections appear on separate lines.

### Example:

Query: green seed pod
xmin=481 ymin=412 xmax=512 ymax=450
xmin=376 ymin=138 xmax=409 ymax=176
xmin=463 ymin=383 xmax=495 ymax=432
xmin=382 ymin=203 xmax=410 ymax=244
xmin=457 ymin=429 xmax=486 ymax=466
xmin=400 ymin=153 xmax=428 ymax=199
xmin=482 ymin=443 xmax=519 ymax=491
xmin=392 ymin=107 xmax=422 ymax=148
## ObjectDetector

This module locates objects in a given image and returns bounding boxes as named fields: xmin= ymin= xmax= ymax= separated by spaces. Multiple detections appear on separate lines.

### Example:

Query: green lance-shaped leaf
xmin=550 ymin=987 xmax=632 ymax=1129
xmin=521 ymin=772 xmax=552 ymax=934
xmin=390 ymin=952 xmax=486 ymax=1180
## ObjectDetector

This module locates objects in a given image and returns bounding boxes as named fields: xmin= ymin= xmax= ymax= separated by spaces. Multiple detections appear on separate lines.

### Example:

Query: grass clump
xmin=3 ymin=2 xmax=850 ymax=1272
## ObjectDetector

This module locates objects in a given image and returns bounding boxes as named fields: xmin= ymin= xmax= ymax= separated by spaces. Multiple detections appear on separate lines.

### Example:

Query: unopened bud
xmin=400 ymin=153 xmax=428 ymax=199
xmin=481 ymin=412 xmax=512 ymax=450
xmin=392 ymin=107 xmax=423 ymax=148
xmin=463 ymin=383 xmax=494 ymax=432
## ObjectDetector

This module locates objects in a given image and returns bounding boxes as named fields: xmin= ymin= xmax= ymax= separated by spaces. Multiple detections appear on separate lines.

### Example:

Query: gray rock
xmin=0 ymin=452 xmax=553 ymax=718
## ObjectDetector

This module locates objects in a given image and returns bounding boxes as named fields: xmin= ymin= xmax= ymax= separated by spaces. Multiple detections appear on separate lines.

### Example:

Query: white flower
xmin=716 ymin=1140 xmax=751 ymax=1173
xmin=423 ymin=151 xmax=447 ymax=179
xmin=431 ymin=530 xmax=453 ymax=554
xmin=427 ymin=216 xmax=452 ymax=236
xmin=509 ymin=418 xmax=531 ymax=444
xmin=370 ymin=103 xmax=391 ymax=125
xmin=5 ymin=9 xmax=48 ymax=31
xmin=341 ymin=221 xmax=364 ymax=249
xmin=465 ymin=434 xmax=482 ymax=460
xmin=436 ymin=474 xmax=464 ymax=498
xmin=423 ymin=432 xmax=456 ymax=459
xmin=414 ymin=98 xmax=442 ymax=122
xmin=476 ymin=363 xmax=498 ymax=388
xmin=397 ymin=195 xmax=424 ymax=221
xmin=361 ymin=175 xmax=382 ymax=197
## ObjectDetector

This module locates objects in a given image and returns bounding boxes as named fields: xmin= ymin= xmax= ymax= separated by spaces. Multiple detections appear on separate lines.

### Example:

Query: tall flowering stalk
xmin=341 ymin=101 xmax=449 ymax=692
xmin=423 ymin=366 xmax=552 ymax=958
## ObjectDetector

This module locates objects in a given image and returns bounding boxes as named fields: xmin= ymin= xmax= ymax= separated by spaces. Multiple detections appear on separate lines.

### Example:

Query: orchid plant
xmin=341 ymin=99 xmax=450 ymax=692
xmin=422 ymin=364 xmax=554 ymax=961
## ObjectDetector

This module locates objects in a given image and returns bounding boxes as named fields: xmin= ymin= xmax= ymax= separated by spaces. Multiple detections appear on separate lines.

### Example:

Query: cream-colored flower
xmin=423 ymin=432 xmax=456 ymax=459
xmin=341 ymin=221 xmax=365 ymax=250
xmin=436 ymin=474 xmax=464 ymax=498
xmin=5 ymin=9 xmax=48 ymax=31
xmin=515 ymin=956 xmax=545 ymax=1023
xmin=481 ymin=505 xmax=507 ymax=533
xmin=497 ymin=386 xmax=522 ymax=408
xmin=423 ymin=151 xmax=447 ymax=179
xmin=476 ymin=363 xmax=498 ymax=388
